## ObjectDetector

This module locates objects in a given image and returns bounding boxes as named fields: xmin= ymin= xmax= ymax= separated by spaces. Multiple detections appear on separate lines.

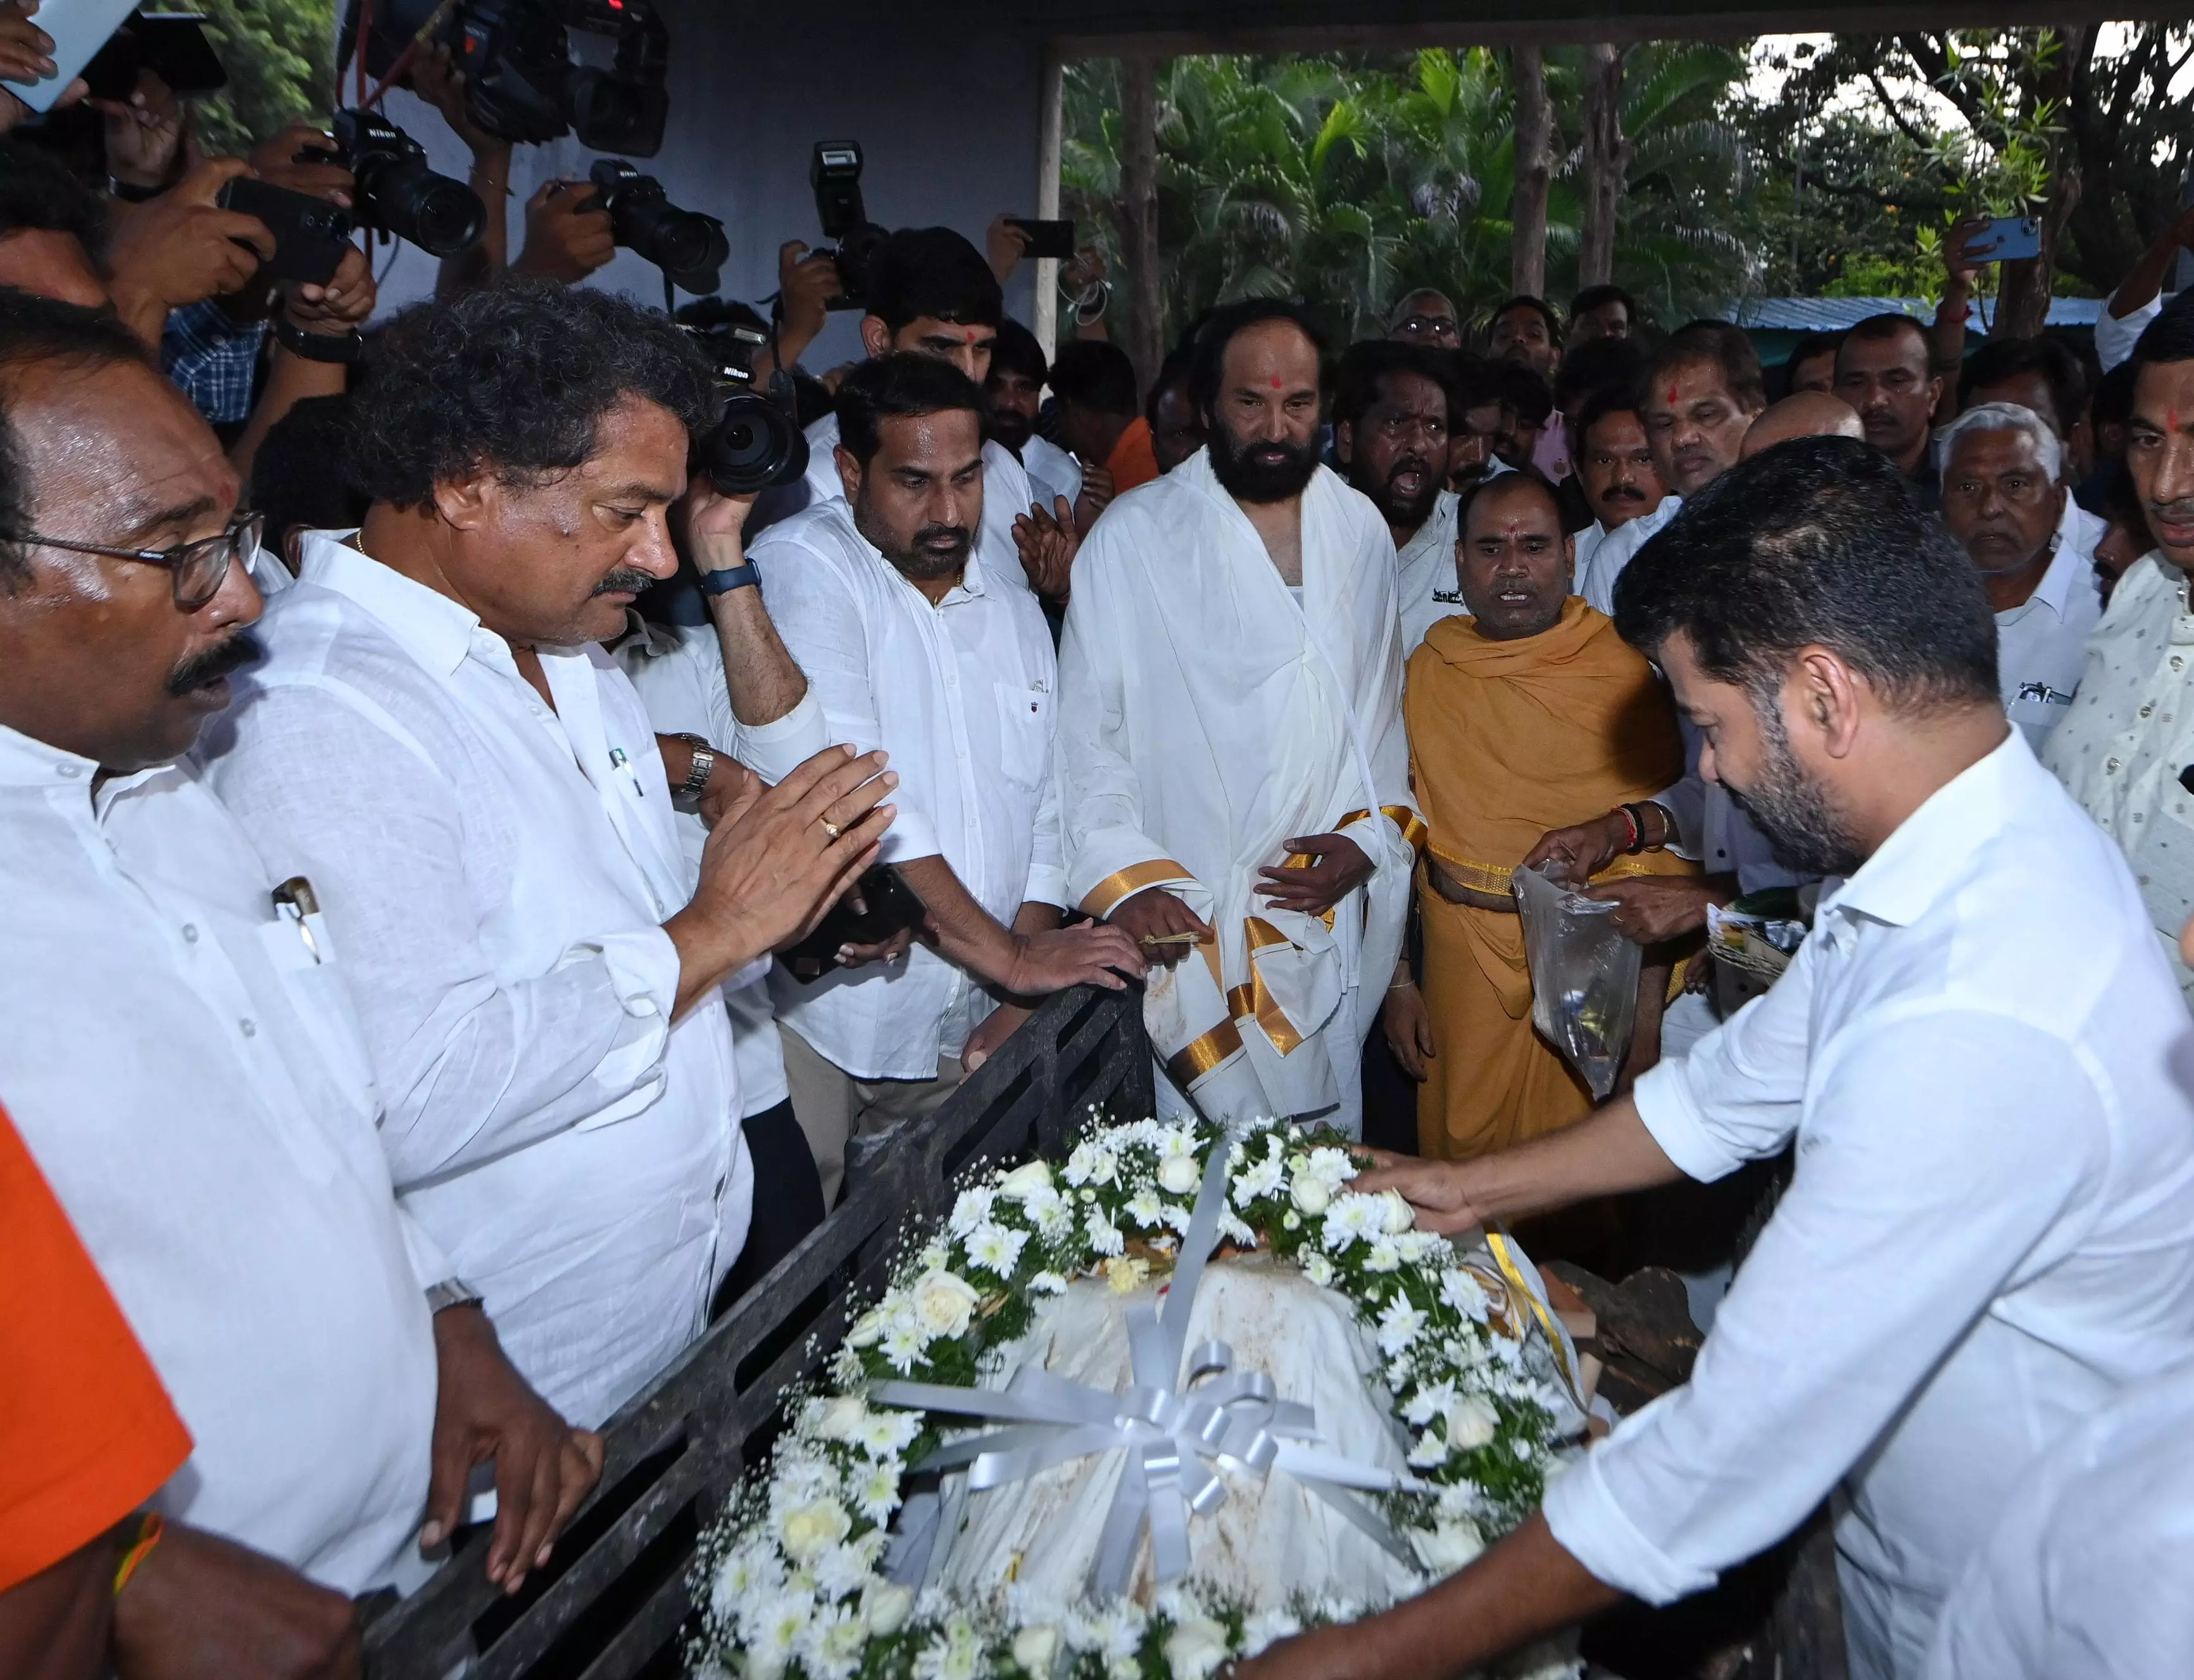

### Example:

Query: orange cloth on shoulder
xmin=1106 ymin=416 xmax=1162 ymax=493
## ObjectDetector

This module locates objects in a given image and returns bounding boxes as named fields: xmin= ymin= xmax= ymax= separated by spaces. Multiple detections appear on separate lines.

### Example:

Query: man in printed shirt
xmin=2043 ymin=291 xmax=2194 ymax=995
xmin=1245 ymin=439 xmax=2194 ymax=1680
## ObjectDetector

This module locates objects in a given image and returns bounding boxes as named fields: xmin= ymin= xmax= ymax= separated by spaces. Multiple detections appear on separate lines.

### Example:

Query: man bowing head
xmin=1056 ymin=299 xmax=1422 ymax=1136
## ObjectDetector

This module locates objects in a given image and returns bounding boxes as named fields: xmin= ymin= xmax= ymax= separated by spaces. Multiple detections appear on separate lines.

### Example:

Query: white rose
xmin=845 ymin=1305 xmax=892 ymax=1348
xmin=1163 ymin=1614 xmax=1233 ymax=1680
xmin=998 ymin=1159 xmax=1054 ymax=1201
xmin=1409 ymin=1519 xmax=1484 ymax=1576
xmin=1011 ymin=1624 xmax=1062 ymax=1674
xmin=910 ymin=1269 xmax=982 ymax=1340
xmin=1446 ymin=1393 xmax=1501 ymax=1452
xmin=1156 ymin=1153 xmax=1202 ymax=1196
xmin=1377 ymin=1188 xmax=1415 ymax=1234
xmin=778 ymin=1496 xmax=850 ymax=1562
xmin=813 ymin=1395 xmax=867 ymax=1441
xmin=861 ymin=1577 xmax=914 ymax=1635
xmin=1289 ymin=1173 xmax=1332 ymax=1216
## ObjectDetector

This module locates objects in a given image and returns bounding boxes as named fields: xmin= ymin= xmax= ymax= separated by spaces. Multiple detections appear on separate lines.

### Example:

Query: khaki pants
xmin=780 ymin=1025 xmax=965 ymax=1208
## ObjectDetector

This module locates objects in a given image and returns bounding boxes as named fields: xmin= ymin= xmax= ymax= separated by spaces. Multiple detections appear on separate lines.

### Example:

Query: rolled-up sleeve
xmin=1548 ymin=1006 xmax=2104 ymax=1605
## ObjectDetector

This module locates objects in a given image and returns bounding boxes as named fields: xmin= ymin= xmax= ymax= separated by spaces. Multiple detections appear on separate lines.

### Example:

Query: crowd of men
xmin=7 ymin=23 xmax=2194 ymax=1678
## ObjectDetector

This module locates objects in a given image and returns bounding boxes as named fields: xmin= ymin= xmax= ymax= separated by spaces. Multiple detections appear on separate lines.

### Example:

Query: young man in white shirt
xmin=752 ymin=354 xmax=1142 ymax=1205
xmin=1333 ymin=338 xmax=1459 ymax=660
xmin=0 ymin=292 xmax=603 ymax=1645
xmin=1579 ymin=322 xmax=1765 ymax=614
xmin=1246 ymin=437 xmax=2194 ymax=1680
xmin=1568 ymin=386 xmax=1670 ymax=592
xmin=203 ymin=282 xmax=897 ymax=1427
xmin=1938 ymin=403 xmax=2099 ymax=746
xmin=983 ymin=317 xmax=1084 ymax=517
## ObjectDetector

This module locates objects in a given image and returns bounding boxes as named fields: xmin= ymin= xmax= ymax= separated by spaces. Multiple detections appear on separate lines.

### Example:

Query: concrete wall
xmin=361 ymin=3 xmax=1050 ymax=360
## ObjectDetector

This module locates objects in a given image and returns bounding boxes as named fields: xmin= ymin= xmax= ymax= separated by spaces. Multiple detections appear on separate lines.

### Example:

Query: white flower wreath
xmin=689 ymin=1113 xmax=1579 ymax=1680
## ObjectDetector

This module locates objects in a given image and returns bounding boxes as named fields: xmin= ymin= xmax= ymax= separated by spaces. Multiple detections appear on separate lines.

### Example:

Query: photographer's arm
xmin=227 ymin=247 xmax=375 ymax=480
xmin=684 ymin=486 xmax=810 ymax=730
xmin=414 ymin=45 xmax=512 ymax=296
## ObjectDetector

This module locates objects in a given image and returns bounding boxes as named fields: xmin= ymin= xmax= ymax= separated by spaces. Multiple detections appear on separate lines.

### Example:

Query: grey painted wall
xmin=360 ymin=3 xmax=1048 ymax=360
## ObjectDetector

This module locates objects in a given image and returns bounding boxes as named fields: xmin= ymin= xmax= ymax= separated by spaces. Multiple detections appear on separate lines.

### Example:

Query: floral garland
xmin=689 ymin=1113 xmax=1574 ymax=1680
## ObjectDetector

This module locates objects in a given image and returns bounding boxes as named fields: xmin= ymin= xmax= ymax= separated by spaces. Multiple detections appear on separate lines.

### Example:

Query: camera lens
xmin=701 ymin=393 xmax=808 ymax=495
xmin=620 ymin=201 xmax=729 ymax=292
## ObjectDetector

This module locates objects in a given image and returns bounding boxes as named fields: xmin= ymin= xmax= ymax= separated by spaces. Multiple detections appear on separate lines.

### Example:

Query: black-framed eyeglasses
xmin=1397 ymin=315 xmax=1460 ymax=340
xmin=4 ymin=513 xmax=262 ymax=610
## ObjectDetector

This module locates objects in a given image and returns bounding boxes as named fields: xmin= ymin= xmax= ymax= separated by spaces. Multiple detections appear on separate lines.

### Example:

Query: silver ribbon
xmin=871 ymin=1138 xmax=1429 ymax=1596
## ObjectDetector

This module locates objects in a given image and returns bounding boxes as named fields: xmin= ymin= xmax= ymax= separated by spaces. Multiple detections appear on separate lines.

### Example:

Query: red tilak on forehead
xmin=1269 ymin=377 xmax=1284 ymax=389
xmin=963 ymin=330 xmax=981 ymax=344
xmin=1666 ymin=384 xmax=1679 ymax=406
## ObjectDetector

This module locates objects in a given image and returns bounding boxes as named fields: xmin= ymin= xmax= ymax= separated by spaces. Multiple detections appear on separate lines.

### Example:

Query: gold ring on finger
xmin=818 ymin=818 xmax=841 ymax=840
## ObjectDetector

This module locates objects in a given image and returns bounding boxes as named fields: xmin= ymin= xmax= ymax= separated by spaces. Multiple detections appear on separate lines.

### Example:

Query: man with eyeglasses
xmin=0 ymin=289 xmax=605 ymax=1663
xmin=1386 ymin=287 xmax=1462 ymax=351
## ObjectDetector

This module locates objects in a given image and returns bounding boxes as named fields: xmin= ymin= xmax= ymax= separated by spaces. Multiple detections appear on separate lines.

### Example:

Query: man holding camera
xmin=203 ymin=282 xmax=898 ymax=1428
xmin=753 ymin=354 xmax=1143 ymax=1205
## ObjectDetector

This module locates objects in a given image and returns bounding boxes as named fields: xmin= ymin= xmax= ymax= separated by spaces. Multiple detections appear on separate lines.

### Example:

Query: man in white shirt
xmin=753 ymin=354 xmax=1142 ymax=1203
xmin=1938 ymin=403 xmax=2099 ymax=746
xmin=1333 ymin=338 xmax=1459 ymax=658
xmin=1579 ymin=322 xmax=1765 ymax=613
xmin=1569 ymin=386 xmax=1670 ymax=591
xmin=0 ymin=293 xmax=601 ymax=1637
xmin=984 ymin=317 xmax=1085 ymax=518
xmin=796 ymin=227 xmax=1064 ymax=603
xmin=203 ymin=282 xmax=897 ymax=1427
xmin=1058 ymin=299 xmax=1420 ymax=1138
xmin=2044 ymin=292 xmax=2194 ymax=996
xmin=1248 ymin=437 xmax=2194 ymax=1680
xmin=1956 ymin=335 xmax=2103 ymax=537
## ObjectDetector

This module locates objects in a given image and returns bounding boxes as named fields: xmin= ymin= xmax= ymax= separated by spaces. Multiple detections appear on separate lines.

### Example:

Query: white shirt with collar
xmin=201 ymin=530 xmax=752 ymax=1427
xmin=2041 ymin=550 xmax=2194 ymax=996
xmin=1579 ymin=494 xmax=1682 ymax=616
xmin=1395 ymin=489 xmax=1461 ymax=660
xmin=613 ymin=617 xmax=831 ymax=1117
xmin=751 ymin=496 xmax=1067 ymax=1079
xmin=0 ymin=729 xmax=439 ymax=1593
xmin=1542 ymin=730 xmax=2194 ymax=1680
xmin=1021 ymin=432 xmax=1084 ymax=513
xmin=802 ymin=410 xmax=1039 ymax=598
xmin=1995 ymin=502 xmax=2102 ymax=746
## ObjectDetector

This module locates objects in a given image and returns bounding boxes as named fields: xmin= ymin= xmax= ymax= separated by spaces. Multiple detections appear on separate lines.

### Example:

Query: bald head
xmin=1741 ymin=391 xmax=1865 ymax=460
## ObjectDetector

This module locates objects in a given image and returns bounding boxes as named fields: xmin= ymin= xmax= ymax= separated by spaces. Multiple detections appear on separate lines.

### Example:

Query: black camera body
xmin=810 ymin=141 xmax=889 ymax=312
xmin=587 ymin=159 xmax=726 ymax=296
xmin=309 ymin=111 xmax=485 ymax=258
xmin=679 ymin=307 xmax=809 ymax=496
xmin=344 ymin=0 xmax=670 ymax=158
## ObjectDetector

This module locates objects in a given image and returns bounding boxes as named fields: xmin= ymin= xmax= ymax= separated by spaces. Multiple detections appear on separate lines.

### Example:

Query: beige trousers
xmin=780 ymin=1024 xmax=965 ymax=1208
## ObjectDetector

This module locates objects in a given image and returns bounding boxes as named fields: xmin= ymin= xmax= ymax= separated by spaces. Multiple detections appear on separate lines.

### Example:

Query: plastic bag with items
xmin=1512 ymin=863 xmax=1639 ymax=1100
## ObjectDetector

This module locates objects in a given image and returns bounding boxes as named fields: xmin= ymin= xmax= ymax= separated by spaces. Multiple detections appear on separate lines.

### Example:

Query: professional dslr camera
xmin=677 ymin=300 xmax=810 ymax=496
xmin=588 ymin=160 xmax=727 ymax=296
xmin=305 ymin=110 xmax=485 ymax=258
xmin=810 ymin=141 xmax=889 ymax=311
xmin=343 ymin=0 xmax=671 ymax=156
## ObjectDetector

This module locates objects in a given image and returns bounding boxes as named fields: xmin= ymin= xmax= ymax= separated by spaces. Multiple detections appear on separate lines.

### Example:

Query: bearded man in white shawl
xmin=1056 ymin=300 xmax=1422 ymax=1137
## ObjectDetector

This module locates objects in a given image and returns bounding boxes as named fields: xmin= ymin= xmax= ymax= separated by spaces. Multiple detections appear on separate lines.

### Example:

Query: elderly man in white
xmin=1058 ymin=299 xmax=1421 ymax=1138
xmin=203 ymin=284 xmax=897 ymax=1430
xmin=1243 ymin=439 xmax=2194 ymax=1680
xmin=752 ymin=353 xmax=1142 ymax=1206
xmin=0 ymin=290 xmax=608 ymax=1647
xmin=1937 ymin=402 xmax=2099 ymax=746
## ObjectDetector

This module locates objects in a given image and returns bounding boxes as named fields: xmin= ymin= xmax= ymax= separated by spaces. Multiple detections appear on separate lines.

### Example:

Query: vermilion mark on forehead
xmin=1667 ymin=385 xmax=1679 ymax=405
xmin=1269 ymin=377 xmax=1284 ymax=389
xmin=963 ymin=330 xmax=981 ymax=343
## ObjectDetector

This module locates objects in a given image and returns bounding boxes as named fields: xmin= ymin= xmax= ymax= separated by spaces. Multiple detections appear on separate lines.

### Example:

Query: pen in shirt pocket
xmin=608 ymin=746 xmax=648 ymax=801
xmin=271 ymin=875 xmax=324 ymax=964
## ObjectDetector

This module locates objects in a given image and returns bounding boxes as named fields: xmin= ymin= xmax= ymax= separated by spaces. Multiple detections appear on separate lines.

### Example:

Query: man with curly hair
xmin=201 ymin=280 xmax=898 ymax=1427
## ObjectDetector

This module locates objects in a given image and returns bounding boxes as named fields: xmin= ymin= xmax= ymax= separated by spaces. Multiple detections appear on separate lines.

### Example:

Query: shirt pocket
xmin=993 ymin=682 xmax=1052 ymax=790
xmin=255 ymin=917 xmax=384 ymax=1128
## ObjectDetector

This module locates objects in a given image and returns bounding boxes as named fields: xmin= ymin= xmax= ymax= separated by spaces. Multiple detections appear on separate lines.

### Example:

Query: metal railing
xmin=364 ymin=982 xmax=1152 ymax=1679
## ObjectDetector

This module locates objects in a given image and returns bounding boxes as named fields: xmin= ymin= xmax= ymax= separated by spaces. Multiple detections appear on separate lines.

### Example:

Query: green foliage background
xmin=185 ymin=0 xmax=335 ymax=157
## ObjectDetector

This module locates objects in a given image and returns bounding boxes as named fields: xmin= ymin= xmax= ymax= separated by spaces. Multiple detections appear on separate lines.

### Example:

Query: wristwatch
xmin=274 ymin=317 xmax=363 ymax=363
xmin=674 ymin=732 xmax=717 ymax=799
xmin=425 ymin=1277 xmax=485 ymax=1315
xmin=698 ymin=561 xmax=760 ymax=596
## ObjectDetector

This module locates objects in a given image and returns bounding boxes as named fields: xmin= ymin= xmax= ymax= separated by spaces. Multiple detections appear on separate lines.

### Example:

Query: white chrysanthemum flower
xmin=1393 ymin=1230 xmax=1440 ymax=1265
xmin=708 ymin=1540 xmax=784 ymax=1626
xmin=857 ymin=1407 xmax=921 ymax=1457
xmin=1011 ymin=1623 xmax=1062 ymax=1674
xmin=917 ymin=1238 xmax=952 ymax=1273
xmin=794 ymin=1600 xmax=867 ymax=1680
xmin=1165 ymin=1614 xmax=1233 ymax=1680
xmin=966 ymin=1220 xmax=1029 ymax=1277
xmin=1028 ymin=1269 xmax=1068 ymax=1295
xmin=1022 ymin=1184 xmax=1072 ymax=1238
xmin=1402 ymin=1378 xmax=1457 ymax=1426
xmin=1217 ymin=1211 xmax=1255 ymax=1246
xmin=1440 ymin=1268 xmax=1493 ymax=1323
xmin=1321 ymin=1192 xmax=1385 ymax=1251
xmin=1062 ymin=1141 xmax=1118 ymax=1187
xmin=741 ymin=1591 xmax=814 ymax=1677
xmin=879 ymin=1318 xmax=928 ymax=1372
xmin=1090 ymin=1600 xmax=1146 ymax=1660
xmin=1362 ymin=1236 xmax=1403 ymax=1272
xmin=948 ymin=1186 xmax=996 ymax=1238
xmin=1437 ymin=1479 xmax=1481 ymax=1518
xmin=1231 ymin=1155 xmax=1285 ymax=1206
xmin=812 ymin=1539 xmax=874 ymax=1602
xmin=1301 ymin=1250 xmax=1336 ymax=1288
xmin=1377 ymin=1295 xmax=1429 ymax=1356
xmin=1406 ymin=1429 xmax=1450 ymax=1467
xmin=1123 ymin=1186 xmax=1167 ymax=1229
xmin=850 ymin=1460 xmax=901 ymax=1524
xmin=1155 ymin=1124 xmax=1199 ymax=1160
xmin=912 ymin=1633 xmax=981 ymax=1680
xmin=1241 ymin=1608 xmax=1302 ymax=1658
xmin=777 ymin=1495 xmax=851 ymax=1562
xmin=1303 ymin=1145 xmax=1355 ymax=1186
xmin=1084 ymin=1210 xmax=1125 ymax=1256
xmin=827 ymin=1343 xmax=866 ymax=1387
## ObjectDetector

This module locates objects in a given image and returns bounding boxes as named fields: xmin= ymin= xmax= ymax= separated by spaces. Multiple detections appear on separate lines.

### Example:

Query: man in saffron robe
xmin=1388 ymin=473 xmax=1694 ymax=1160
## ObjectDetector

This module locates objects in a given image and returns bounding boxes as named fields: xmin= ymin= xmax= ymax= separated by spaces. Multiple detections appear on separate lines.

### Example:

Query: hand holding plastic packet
xmin=1511 ymin=863 xmax=1639 ymax=1100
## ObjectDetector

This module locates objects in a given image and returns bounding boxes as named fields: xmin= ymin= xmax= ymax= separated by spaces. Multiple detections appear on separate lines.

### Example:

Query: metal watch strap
xmin=697 ymin=561 xmax=760 ymax=596
xmin=674 ymin=732 xmax=716 ymax=799
xmin=425 ymin=1278 xmax=484 ymax=1314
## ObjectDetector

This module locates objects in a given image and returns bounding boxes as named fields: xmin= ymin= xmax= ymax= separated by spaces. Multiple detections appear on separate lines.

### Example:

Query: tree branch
xmin=1863 ymin=70 xmax=1941 ymax=154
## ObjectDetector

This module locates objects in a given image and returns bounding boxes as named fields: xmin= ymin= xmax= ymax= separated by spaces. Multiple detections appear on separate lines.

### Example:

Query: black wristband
xmin=273 ymin=317 xmax=363 ymax=364
xmin=1620 ymin=803 xmax=1657 ymax=855
xmin=698 ymin=561 xmax=760 ymax=596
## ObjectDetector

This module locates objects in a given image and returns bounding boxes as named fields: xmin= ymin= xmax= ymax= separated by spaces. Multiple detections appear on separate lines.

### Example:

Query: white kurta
xmin=1579 ymin=495 xmax=1681 ymax=617
xmin=1056 ymin=449 xmax=1418 ymax=1137
xmin=0 ymin=729 xmax=438 ymax=1593
xmin=1543 ymin=732 xmax=2194 ymax=1680
xmin=1022 ymin=432 xmax=1084 ymax=513
xmin=204 ymin=532 xmax=753 ymax=1428
xmin=1395 ymin=489 xmax=1462 ymax=660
